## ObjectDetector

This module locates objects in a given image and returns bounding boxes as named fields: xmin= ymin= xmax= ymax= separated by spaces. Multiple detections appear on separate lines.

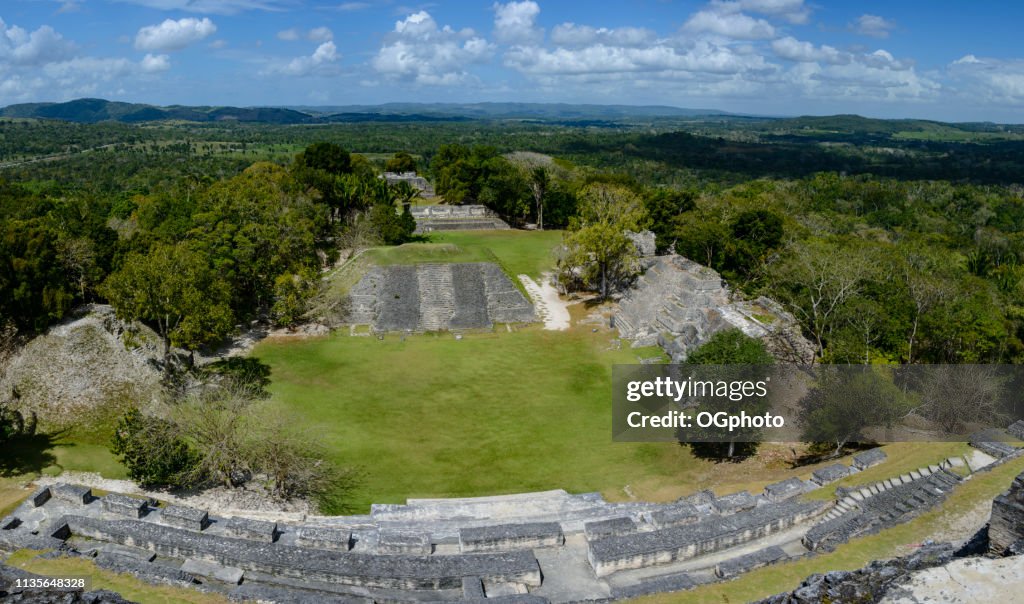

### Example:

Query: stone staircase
xmin=819 ymin=464 xmax=948 ymax=522
xmin=416 ymin=264 xmax=455 ymax=331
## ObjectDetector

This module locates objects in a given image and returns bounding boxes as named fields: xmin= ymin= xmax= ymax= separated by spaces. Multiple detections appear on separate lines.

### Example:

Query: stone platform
xmin=411 ymin=206 xmax=510 ymax=234
xmin=347 ymin=262 xmax=535 ymax=332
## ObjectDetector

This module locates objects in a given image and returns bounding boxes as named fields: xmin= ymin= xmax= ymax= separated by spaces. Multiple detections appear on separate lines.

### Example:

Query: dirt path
xmin=519 ymin=273 xmax=571 ymax=330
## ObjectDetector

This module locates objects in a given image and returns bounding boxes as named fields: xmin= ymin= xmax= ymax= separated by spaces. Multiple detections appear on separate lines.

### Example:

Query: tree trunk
xmin=601 ymin=262 xmax=608 ymax=300
xmin=728 ymin=438 xmax=735 ymax=458
xmin=537 ymin=199 xmax=544 ymax=231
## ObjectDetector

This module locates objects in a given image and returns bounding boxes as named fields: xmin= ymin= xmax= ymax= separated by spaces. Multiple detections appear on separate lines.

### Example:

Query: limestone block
xmin=102 ymin=494 xmax=147 ymax=519
xmin=160 ymin=505 xmax=210 ymax=531
xmin=181 ymin=557 xmax=244 ymax=585
xmin=852 ymin=448 xmax=887 ymax=470
xmin=459 ymin=522 xmax=564 ymax=553
xmin=222 ymin=516 xmax=278 ymax=543
xmin=811 ymin=464 xmax=852 ymax=486
xmin=52 ymin=484 xmax=92 ymax=505
xmin=294 ymin=526 xmax=351 ymax=551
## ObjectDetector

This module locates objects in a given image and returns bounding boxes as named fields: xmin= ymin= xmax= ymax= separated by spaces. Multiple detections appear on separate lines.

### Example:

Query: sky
xmin=1 ymin=0 xmax=1023 ymax=122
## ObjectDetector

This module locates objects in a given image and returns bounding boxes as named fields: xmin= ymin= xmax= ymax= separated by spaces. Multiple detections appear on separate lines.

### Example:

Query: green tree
xmin=799 ymin=368 xmax=908 ymax=456
xmin=102 ymin=243 xmax=234 ymax=369
xmin=385 ymin=151 xmax=417 ymax=173
xmin=111 ymin=408 xmax=198 ymax=488
xmin=643 ymin=188 xmax=695 ymax=253
xmin=271 ymin=270 xmax=319 ymax=328
xmin=559 ymin=184 xmax=646 ymax=299
xmin=681 ymin=329 xmax=773 ymax=459
xmin=295 ymin=142 xmax=351 ymax=175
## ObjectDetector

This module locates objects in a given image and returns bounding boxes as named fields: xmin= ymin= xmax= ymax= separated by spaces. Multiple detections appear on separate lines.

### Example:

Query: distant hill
xmin=0 ymin=98 xmax=316 ymax=124
xmin=293 ymin=102 xmax=731 ymax=120
xmin=0 ymin=98 xmax=729 ymax=125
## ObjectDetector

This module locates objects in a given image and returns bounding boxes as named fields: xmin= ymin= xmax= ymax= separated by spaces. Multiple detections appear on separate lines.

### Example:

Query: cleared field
xmin=253 ymin=323 xmax=673 ymax=513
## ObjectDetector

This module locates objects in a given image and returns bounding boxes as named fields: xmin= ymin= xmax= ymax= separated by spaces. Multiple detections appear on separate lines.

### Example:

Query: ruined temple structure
xmin=411 ymin=205 xmax=511 ymax=233
xmin=382 ymin=172 xmax=435 ymax=198
xmin=614 ymin=254 xmax=816 ymax=363
xmin=347 ymin=262 xmax=535 ymax=332
xmin=2 ymin=444 xmax=1016 ymax=602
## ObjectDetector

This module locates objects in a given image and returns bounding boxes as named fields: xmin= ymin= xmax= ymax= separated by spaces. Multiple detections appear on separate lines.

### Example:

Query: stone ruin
xmin=411 ymin=206 xmax=511 ymax=234
xmin=346 ymin=262 xmax=535 ymax=332
xmin=382 ymin=172 xmax=435 ymax=198
xmin=763 ymin=463 xmax=1024 ymax=604
xmin=614 ymin=255 xmax=815 ymax=363
xmin=3 ymin=443 xmax=1016 ymax=603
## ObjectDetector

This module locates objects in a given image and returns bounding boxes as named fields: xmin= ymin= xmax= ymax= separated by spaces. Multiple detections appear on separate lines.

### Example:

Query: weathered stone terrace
xmin=2 ymin=443 xmax=1005 ymax=603
xmin=586 ymin=500 xmax=826 ymax=576
xmin=410 ymin=205 xmax=510 ymax=233
xmin=55 ymin=515 xmax=542 ymax=590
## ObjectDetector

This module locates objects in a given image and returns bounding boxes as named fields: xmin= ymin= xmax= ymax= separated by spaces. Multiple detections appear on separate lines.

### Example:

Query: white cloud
xmin=948 ymin=55 xmax=1024 ymax=104
xmin=505 ymin=39 xmax=775 ymax=77
xmin=263 ymin=40 xmax=340 ymax=77
xmin=307 ymin=27 xmax=333 ymax=43
xmin=712 ymin=0 xmax=811 ymax=25
xmin=550 ymin=24 xmax=655 ymax=48
xmin=0 ymin=19 xmax=171 ymax=104
xmin=277 ymin=27 xmax=332 ymax=43
xmin=336 ymin=2 xmax=370 ymax=11
xmin=851 ymin=14 xmax=896 ymax=39
xmin=140 ymin=53 xmax=171 ymax=72
xmin=771 ymin=36 xmax=849 ymax=65
xmin=683 ymin=9 xmax=776 ymax=40
xmin=373 ymin=11 xmax=494 ymax=85
xmin=135 ymin=18 xmax=217 ymax=52
xmin=493 ymin=1 xmax=542 ymax=45
xmin=112 ymin=0 xmax=287 ymax=15
xmin=0 ymin=18 xmax=76 ymax=66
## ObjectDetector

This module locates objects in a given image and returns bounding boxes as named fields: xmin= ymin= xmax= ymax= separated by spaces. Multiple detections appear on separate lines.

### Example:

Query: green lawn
xmin=253 ymin=325 xmax=677 ymax=513
xmin=362 ymin=242 xmax=501 ymax=266
xmin=428 ymin=229 xmax=564 ymax=278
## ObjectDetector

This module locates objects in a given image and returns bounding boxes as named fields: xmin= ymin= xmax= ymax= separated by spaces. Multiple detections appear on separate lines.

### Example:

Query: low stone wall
xmin=715 ymin=545 xmax=787 ymax=578
xmin=587 ymin=500 xmax=824 ymax=576
xmin=57 ymin=515 xmax=542 ymax=590
xmin=459 ymin=522 xmax=565 ymax=553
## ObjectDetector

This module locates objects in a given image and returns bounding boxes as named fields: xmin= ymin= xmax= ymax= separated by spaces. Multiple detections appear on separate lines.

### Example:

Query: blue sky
xmin=2 ymin=1 xmax=1023 ymax=121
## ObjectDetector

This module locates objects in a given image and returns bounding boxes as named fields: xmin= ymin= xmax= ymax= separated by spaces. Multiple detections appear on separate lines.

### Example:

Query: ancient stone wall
xmin=346 ymin=262 xmax=535 ymax=332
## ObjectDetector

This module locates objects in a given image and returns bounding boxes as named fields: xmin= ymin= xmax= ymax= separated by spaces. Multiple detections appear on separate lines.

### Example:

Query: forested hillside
xmin=3 ymin=115 xmax=1024 ymax=366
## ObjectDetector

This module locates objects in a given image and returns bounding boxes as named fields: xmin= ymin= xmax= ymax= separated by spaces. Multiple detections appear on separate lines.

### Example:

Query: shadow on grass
xmin=791 ymin=441 xmax=878 ymax=468
xmin=0 ymin=432 xmax=63 ymax=477
xmin=202 ymin=357 xmax=272 ymax=393
xmin=684 ymin=441 xmax=758 ymax=463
